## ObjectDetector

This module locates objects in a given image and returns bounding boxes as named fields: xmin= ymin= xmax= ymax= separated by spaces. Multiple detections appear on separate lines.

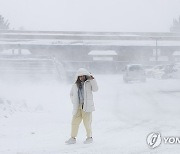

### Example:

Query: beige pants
xmin=71 ymin=104 xmax=92 ymax=138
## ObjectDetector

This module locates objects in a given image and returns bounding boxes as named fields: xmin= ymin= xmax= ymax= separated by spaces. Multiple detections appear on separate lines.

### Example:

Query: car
xmin=150 ymin=64 xmax=176 ymax=79
xmin=170 ymin=63 xmax=180 ymax=79
xmin=149 ymin=65 xmax=166 ymax=79
xmin=123 ymin=64 xmax=146 ymax=83
xmin=144 ymin=65 xmax=154 ymax=78
xmin=145 ymin=65 xmax=164 ymax=78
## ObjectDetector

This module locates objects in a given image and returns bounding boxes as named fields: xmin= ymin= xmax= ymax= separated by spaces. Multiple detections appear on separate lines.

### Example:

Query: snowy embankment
xmin=0 ymin=98 xmax=28 ymax=118
xmin=0 ymin=75 xmax=180 ymax=154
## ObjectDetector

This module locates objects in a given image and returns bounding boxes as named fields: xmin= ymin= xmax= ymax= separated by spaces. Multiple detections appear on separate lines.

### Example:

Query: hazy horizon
xmin=0 ymin=0 xmax=180 ymax=32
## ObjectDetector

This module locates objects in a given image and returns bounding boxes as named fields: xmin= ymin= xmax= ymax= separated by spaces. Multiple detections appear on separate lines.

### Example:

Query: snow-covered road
xmin=0 ymin=75 xmax=180 ymax=154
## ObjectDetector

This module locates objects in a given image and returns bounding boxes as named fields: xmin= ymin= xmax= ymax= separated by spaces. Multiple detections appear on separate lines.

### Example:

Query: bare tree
xmin=0 ymin=15 xmax=10 ymax=30
xmin=170 ymin=16 xmax=180 ymax=32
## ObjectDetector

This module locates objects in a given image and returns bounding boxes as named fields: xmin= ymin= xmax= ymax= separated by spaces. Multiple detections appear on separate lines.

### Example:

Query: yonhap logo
xmin=147 ymin=132 xmax=162 ymax=149
xmin=147 ymin=132 xmax=180 ymax=149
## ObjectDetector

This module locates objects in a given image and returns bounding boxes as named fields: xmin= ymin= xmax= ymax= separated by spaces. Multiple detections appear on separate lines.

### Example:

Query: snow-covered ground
xmin=0 ymin=75 xmax=180 ymax=154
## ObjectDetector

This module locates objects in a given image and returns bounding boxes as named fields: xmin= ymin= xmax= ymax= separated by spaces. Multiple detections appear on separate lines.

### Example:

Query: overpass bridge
xmin=0 ymin=30 xmax=180 ymax=75
xmin=0 ymin=30 xmax=180 ymax=59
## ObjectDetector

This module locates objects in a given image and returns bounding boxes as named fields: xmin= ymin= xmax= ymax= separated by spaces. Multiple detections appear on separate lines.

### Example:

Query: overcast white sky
xmin=0 ymin=0 xmax=180 ymax=32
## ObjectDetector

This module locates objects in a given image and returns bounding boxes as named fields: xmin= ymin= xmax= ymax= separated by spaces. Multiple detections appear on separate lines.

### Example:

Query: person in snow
xmin=65 ymin=68 xmax=98 ymax=144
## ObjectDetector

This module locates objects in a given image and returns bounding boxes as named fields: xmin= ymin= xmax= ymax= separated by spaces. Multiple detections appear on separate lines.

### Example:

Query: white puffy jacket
xmin=70 ymin=68 xmax=98 ymax=115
